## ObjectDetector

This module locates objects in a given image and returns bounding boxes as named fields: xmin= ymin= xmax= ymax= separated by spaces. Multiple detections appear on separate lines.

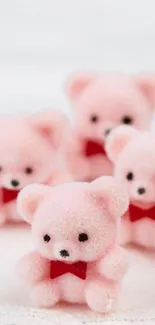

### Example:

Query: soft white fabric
xmin=0 ymin=225 xmax=155 ymax=324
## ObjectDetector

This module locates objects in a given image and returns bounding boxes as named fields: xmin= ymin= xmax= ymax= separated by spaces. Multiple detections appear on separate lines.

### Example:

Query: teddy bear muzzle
xmin=129 ymin=181 xmax=154 ymax=203
xmin=10 ymin=179 xmax=20 ymax=188
xmin=53 ymin=242 xmax=80 ymax=262
xmin=59 ymin=249 xmax=70 ymax=258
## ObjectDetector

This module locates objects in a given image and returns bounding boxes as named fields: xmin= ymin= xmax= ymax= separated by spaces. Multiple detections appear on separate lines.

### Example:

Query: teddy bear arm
xmin=17 ymin=251 xmax=50 ymax=285
xmin=96 ymin=247 xmax=129 ymax=281
xmin=64 ymin=131 xmax=89 ymax=160
xmin=63 ymin=130 xmax=84 ymax=152
xmin=49 ymin=169 xmax=73 ymax=185
xmin=62 ymin=131 xmax=91 ymax=179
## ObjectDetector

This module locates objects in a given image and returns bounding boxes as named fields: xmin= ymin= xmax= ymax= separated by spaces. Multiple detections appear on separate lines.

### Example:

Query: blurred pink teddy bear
xmin=0 ymin=110 xmax=71 ymax=226
xmin=17 ymin=176 xmax=129 ymax=313
xmin=106 ymin=125 xmax=155 ymax=249
xmin=63 ymin=72 xmax=155 ymax=181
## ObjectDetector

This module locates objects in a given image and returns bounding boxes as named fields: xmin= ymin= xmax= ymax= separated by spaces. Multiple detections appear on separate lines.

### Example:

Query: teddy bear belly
xmin=0 ymin=201 xmax=19 ymax=222
xmin=56 ymin=273 xmax=86 ymax=303
xmin=88 ymin=155 xmax=113 ymax=179
xmin=131 ymin=218 xmax=155 ymax=248
xmin=6 ymin=201 xmax=21 ymax=222
xmin=121 ymin=214 xmax=155 ymax=248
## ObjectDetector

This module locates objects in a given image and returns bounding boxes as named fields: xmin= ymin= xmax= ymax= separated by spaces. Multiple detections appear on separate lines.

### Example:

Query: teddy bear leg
xmin=31 ymin=280 xmax=60 ymax=308
xmin=119 ymin=216 xmax=132 ymax=245
xmin=0 ymin=208 xmax=8 ymax=226
xmin=85 ymin=280 xmax=118 ymax=313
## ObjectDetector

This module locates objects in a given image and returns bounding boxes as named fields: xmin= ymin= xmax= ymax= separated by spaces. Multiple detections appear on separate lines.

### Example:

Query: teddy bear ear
xmin=29 ymin=110 xmax=69 ymax=148
xmin=105 ymin=125 xmax=139 ymax=163
xmin=135 ymin=74 xmax=155 ymax=108
xmin=90 ymin=176 xmax=129 ymax=220
xmin=17 ymin=184 xmax=51 ymax=224
xmin=66 ymin=73 xmax=96 ymax=101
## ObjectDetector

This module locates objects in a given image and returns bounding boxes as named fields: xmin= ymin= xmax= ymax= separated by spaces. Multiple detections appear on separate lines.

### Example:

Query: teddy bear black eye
xmin=126 ymin=172 xmax=134 ymax=181
xmin=43 ymin=234 xmax=51 ymax=242
xmin=122 ymin=116 xmax=133 ymax=125
xmin=25 ymin=167 xmax=33 ymax=174
xmin=0 ymin=166 xmax=3 ymax=172
xmin=90 ymin=115 xmax=99 ymax=123
xmin=78 ymin=233 xmax=89 ymax=242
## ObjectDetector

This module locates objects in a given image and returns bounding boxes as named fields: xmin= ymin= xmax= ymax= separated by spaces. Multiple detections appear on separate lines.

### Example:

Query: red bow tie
xmin=1 ymin=188 xmax=20 ymax=204
xmin=129 ymin=204 xmax=155 ymax=222
xmin=85 ymin=139 xmax=107 ymax=157
xmin=50 ymin=260 xmax=87 ymax=280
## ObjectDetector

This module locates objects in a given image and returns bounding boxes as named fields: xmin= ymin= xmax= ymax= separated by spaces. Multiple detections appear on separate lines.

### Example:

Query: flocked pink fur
xmin=17 ymin=176 xmax=129 ymax=312
xmin=0 ymin=110 xmax=71 ymax=225
xmin=106 ymin=126 xmax=155 ymax=248
xmin=63 ymin=72 xmax=155 ymax=181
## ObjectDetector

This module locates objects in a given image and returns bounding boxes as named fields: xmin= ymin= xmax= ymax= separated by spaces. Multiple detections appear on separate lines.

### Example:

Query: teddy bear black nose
xmin=11 ymin=179 xmax=19 ymax=187
xmin=60 ymin=249 xmax=70 ymax=258
xmin=104 ymin=128 xmax=111 ymax=137
xmin=137 ymin=187 xmax=146 ymax=195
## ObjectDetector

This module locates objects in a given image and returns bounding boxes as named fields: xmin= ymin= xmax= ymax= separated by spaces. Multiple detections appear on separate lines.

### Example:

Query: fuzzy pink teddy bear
xmin=0 ymin=110 xmax=71 ymax=226
xmin=106 ymin=125 xmax=155 ymax=248
xmin=63 ymin=72 xmax=155 ymax=181
xmin=17 ymin=176 xmax=129 ymax=313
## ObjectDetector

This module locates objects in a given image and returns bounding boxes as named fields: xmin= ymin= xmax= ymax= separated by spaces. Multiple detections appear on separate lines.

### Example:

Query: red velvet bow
xmin=129 ymin=204 xmax=155 ymax=222
xmin=50 ymin=260 xmax=87 ymax=280
xmin=1 ymin=188 xmax=20 ymax=204
xmin=84 ymin=139 xmax=106 ymax=157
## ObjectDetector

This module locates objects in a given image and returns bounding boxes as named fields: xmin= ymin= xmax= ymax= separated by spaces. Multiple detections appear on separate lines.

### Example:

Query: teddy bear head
xmin=17 ymin=176 xmax=128 ymax=262
xmin=0 ymin=110 xmax=67 ymax=190
xmin=67 ymin=72 xmax=155 ymax=140
xmin=106 ymin=125 xmax=155 ymax=206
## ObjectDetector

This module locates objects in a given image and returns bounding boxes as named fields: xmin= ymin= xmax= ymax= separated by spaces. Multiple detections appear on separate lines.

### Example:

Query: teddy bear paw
xmin=0 ymin=214 xmax=7 ymax=227
xmin=85 ymin=281 xmax=116 ymax=313
xmin=31 ymin=281 xmax=60 ymax=308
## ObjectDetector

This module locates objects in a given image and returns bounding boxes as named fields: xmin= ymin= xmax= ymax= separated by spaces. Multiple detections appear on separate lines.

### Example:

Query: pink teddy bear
xmin=0 ymin=110 xmax=71 ymax=226
xmin=63 ymin=72 xmax=155 ymax=181
xmin=17 ymin=176 xmax=129 ymax=313
xmin=106 ymin=125 xmax=155 ymax=248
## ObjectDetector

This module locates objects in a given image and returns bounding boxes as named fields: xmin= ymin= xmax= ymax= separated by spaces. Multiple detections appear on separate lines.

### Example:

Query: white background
xmin=0 ymin=0 xmax=155 ymax=115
